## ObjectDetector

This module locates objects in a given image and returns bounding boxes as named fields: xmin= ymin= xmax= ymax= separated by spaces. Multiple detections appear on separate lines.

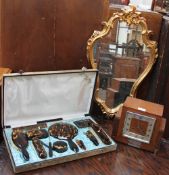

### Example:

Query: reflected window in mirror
xmin=154 ymin=0 xmax=169 ymax=13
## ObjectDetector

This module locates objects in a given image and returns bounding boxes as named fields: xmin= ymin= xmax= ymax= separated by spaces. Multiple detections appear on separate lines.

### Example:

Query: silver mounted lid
xmin=2 ymin=69 xmax=97 ymax=128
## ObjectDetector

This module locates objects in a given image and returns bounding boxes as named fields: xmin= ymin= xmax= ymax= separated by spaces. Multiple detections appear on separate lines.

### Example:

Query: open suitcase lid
xmin=2 ymin=69 xmax=97 ymax=128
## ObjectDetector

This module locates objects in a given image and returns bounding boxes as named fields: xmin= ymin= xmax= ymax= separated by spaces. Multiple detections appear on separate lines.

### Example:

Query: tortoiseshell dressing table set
xmin=2 ymin=70 xmax=117 ymax=173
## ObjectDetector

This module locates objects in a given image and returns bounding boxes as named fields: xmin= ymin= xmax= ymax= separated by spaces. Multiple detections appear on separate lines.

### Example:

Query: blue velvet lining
xmin=4 ymin=116 xmax=116 ymax=168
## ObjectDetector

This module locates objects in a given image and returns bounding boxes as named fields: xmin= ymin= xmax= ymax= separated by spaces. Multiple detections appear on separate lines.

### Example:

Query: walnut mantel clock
xmin=115 ymin=97 xmax=166 ymax=152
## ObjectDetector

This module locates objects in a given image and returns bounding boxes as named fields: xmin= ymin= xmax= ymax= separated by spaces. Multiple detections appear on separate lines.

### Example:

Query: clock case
xmin=1 ymin=69 xmax=117 ymax=173
xmin=115 ymin=96 xmax=166 ymax=152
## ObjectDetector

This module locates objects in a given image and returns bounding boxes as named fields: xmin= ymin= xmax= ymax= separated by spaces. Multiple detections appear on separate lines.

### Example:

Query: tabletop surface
xmin=1 ymin=118 xmax=169 ymax=175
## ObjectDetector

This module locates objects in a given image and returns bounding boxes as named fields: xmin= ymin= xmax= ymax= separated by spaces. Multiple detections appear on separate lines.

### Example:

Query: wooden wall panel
xmin=0 ymin=0 xmax=109 ymax=72
xmin=0 ymin=0 xmax=54 ymax=71
xmin=152 ymin=16 xmax=169 ymax=138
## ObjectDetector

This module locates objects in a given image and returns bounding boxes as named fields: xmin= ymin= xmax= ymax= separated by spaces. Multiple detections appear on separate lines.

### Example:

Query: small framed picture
xmin=109 ymin=0 xmax=129 ymax=5
xmin=153 ymin=0 xmax=169 ymax=13
xmin=130 ymin=0 xmax=154 ymax=10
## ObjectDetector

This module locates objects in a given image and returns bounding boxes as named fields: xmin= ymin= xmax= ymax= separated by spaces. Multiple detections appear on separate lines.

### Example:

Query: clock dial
xmin=122 ymin=111 xmax=156 ymax=143
xmin=130 ymin=118 xmax=148 ymax=136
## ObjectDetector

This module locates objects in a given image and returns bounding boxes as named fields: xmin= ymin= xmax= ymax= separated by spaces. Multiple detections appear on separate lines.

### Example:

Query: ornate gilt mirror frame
xmin=87 ymin=5 xmax=158 ymax=117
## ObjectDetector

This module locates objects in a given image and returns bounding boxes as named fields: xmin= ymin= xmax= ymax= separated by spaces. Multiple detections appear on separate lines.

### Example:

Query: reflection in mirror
xmin=93 ymin=20 xmax=151 ymax=109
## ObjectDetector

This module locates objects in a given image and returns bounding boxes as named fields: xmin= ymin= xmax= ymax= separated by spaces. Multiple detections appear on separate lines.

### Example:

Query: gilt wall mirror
xmin=87 ymin=5 xmax=158 ymax=117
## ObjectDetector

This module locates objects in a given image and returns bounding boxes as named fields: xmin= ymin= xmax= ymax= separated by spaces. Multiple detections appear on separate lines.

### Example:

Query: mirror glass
xmin=93 ymin=20 xmax=151 ymax=109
